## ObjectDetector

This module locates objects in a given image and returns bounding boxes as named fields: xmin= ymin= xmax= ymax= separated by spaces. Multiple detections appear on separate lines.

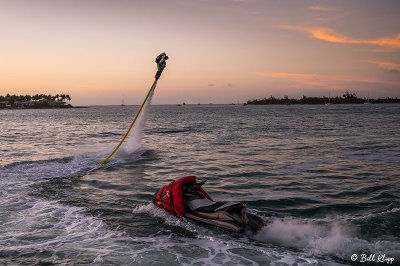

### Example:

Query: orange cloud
xmin=366 ymin=34 xmax=400 ymax=49
xmin=280 ymin=25 xmax=400 ymax=49
xmin=280 ymin=25 xmax=358 ymax=44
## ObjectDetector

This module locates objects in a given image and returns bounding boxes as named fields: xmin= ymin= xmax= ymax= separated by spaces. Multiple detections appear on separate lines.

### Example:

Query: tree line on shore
xmin=0 ymin=93 xmax=71 ymax=104
xmin=246 ymin=91 xmax=400 ymax=105
xmin=0 ymin=93 xmax=72 ymax=108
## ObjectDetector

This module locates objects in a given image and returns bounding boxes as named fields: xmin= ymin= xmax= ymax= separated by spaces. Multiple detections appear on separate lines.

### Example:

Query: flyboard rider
xmin=155 ymin=53 xmax=169 ymax=79
xmin=96 ymin=52 xmax=169 ymax=167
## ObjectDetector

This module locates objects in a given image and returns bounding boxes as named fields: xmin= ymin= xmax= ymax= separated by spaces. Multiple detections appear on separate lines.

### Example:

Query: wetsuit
xmin=155 ymin=53 xmax=168 ymax=79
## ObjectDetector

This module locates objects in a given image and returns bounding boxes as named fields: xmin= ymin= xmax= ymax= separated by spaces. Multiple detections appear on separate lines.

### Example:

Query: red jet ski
xmin=152 ymin=176 xmax=266 ymax=233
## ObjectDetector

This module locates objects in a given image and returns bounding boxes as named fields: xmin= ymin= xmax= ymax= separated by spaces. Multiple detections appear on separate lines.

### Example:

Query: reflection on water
xmin=1 ymin=104 xmax=399 ymax=265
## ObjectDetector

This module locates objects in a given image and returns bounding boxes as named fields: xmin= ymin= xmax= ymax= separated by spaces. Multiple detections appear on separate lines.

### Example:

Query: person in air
xmin=155 ymin=53 xmax=169 ymax=79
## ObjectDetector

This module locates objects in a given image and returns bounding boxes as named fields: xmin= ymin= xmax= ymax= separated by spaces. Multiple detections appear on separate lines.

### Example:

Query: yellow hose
xmin=97 ymin=79 xmax=158 ymax=166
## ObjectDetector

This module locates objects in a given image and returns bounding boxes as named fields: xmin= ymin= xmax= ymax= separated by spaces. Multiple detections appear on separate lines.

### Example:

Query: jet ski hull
xmin=184 ymin=211 xmax=266 ymax=233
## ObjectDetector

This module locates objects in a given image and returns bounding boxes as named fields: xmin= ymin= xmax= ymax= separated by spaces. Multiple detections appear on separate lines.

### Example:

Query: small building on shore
xmin=1 ymin=99 xmax=67 ymax=108
xmin=0 ymin=101 xmax=12 ymax=108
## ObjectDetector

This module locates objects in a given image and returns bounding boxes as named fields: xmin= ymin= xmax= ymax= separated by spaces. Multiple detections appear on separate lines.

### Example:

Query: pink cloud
xmin=367 ymin=60 xmax=400 ymax=73
xmin=308 ymin=6 xmax=337 ymax=12
xmin=254 ymin=72 xmax=392 ymax=88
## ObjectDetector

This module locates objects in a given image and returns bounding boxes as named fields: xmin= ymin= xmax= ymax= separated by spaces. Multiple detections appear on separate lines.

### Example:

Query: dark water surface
xmin=1 ymin=104 xmax=399 ymax=265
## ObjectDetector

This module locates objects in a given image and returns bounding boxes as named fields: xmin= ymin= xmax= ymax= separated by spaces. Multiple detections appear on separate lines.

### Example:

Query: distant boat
xmin=121 ymin=95 xmax=125 ymax=106
xmin=364 ymin=93 xmax=371 ymax=104
xmin=325 ymin=92 xmax=333 ymax=105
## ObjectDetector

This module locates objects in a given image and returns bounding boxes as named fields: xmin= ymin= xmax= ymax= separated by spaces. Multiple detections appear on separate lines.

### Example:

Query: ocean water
xmin=0 ymin=103 xmax=399 ymax=265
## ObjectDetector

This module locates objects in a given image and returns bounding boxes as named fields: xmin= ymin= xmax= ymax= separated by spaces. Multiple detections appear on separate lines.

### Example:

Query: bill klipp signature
xmin=351 ymin=253 xmax=395 ymax=264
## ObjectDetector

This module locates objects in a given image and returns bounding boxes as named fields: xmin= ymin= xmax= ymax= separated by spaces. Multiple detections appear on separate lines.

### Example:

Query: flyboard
xmin=97 ymin=53 xmax=169 ymax=167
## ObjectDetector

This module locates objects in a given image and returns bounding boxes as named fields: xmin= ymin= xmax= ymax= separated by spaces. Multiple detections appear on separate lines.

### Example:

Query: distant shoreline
xmin=246 ymin=91 xmax=400 ymax=105
xmin=0 ymin=105 xmax=90 ymax=110
xmin=0 ymin=103 xmax=74 ymax=110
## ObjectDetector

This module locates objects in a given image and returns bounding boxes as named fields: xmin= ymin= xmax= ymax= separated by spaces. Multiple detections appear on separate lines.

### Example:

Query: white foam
xmin=253 ymin=217 xmax=400 ymax=260
xmin=132 ymin=203 xmax=209 ymax=235
xmin=253 ymin=218 xmax=328 ymax=249
xmin=343 ymin=207 xmax=400 ymax=222
xmin=1 ymin=153 xmax=101 ymax=181
xmin=0 ymin=199 xmax=144 ymax=264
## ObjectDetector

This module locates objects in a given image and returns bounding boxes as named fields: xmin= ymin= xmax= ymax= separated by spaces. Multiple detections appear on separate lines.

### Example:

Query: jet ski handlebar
xmin=191 ymin=180 xmax=207 ymax=191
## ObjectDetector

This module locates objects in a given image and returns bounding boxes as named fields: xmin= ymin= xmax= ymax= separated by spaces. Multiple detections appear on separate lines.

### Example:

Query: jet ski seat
xmin=184 ymin=191 xmax=243 ymax=213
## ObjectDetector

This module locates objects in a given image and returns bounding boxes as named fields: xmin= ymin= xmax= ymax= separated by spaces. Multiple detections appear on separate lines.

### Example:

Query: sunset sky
xmin=1 ymin=0 xmax=399 ymax=105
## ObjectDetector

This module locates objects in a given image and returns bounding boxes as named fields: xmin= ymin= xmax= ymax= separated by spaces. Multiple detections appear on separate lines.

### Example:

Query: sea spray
xmin=253 ymin=218 xmax=328 ymax=249
xmin=252 ymin=217 xmax=400 ymax=260
xmin=121 ymin=85 xmax=156 ymax=155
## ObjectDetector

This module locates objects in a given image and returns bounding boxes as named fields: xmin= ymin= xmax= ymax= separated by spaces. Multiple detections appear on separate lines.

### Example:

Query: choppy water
xmin=1 ymin=103 xmax=399 ymax=265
